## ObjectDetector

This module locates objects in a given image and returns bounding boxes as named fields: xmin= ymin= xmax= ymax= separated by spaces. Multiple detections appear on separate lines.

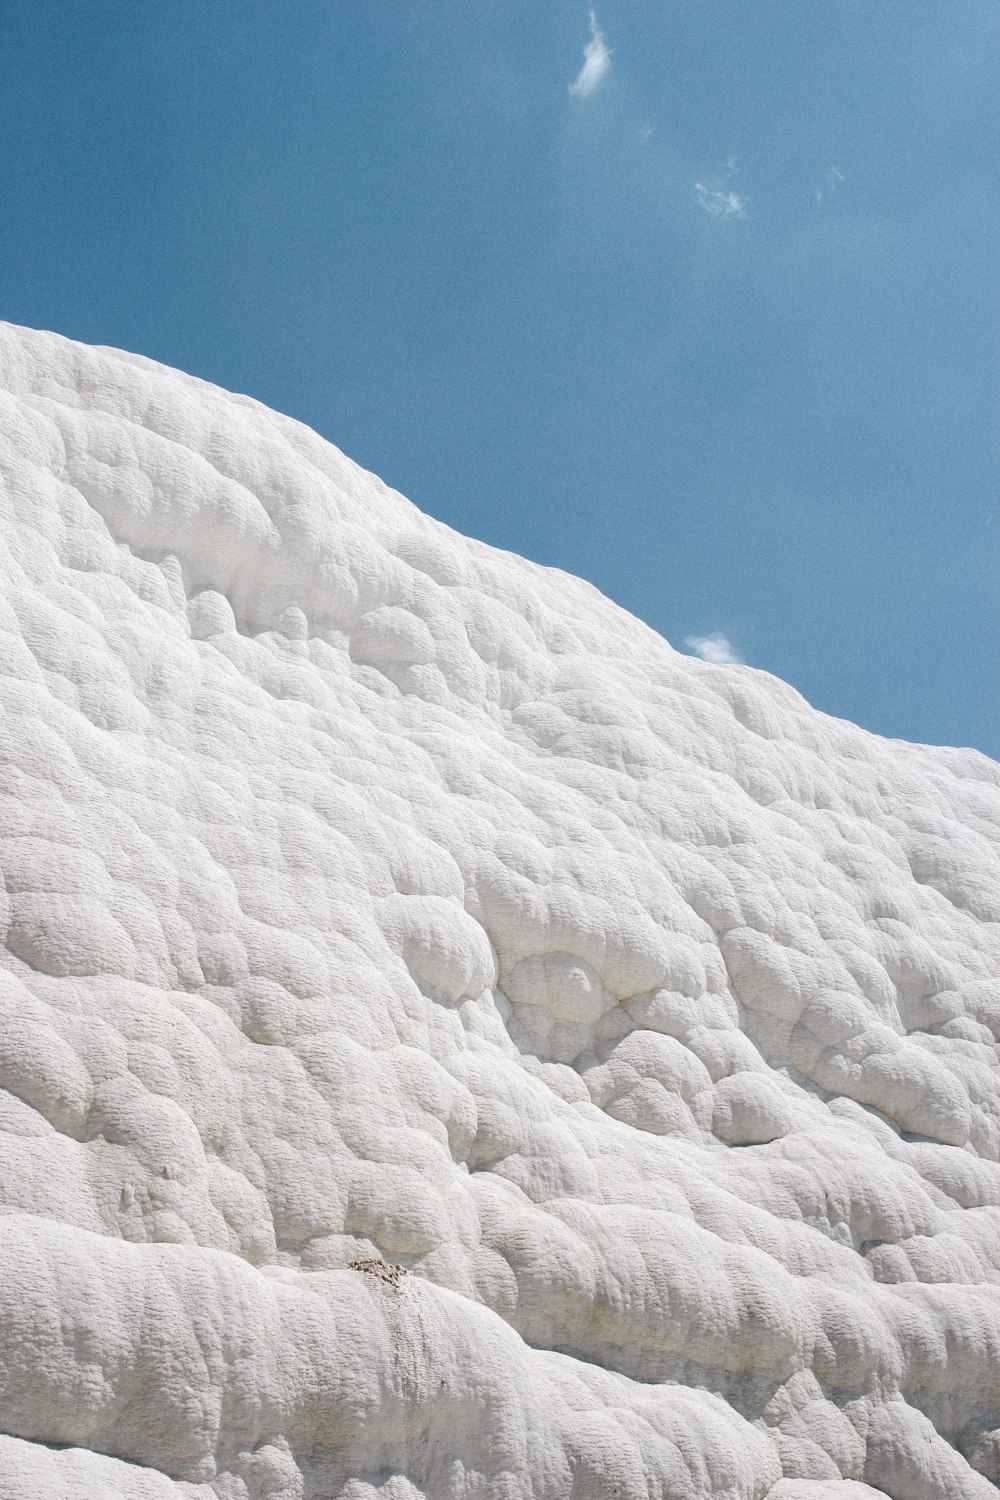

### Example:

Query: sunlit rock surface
xmin=1 ymin=322 xmax=998 ymax=1500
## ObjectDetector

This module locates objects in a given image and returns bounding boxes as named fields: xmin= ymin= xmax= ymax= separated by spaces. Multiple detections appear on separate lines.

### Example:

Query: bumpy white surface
xmin=1 ymin=322 xmax=998 ymax=1500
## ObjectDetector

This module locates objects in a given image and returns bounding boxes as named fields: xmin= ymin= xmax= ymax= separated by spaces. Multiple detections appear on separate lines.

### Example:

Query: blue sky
xmin=3 ymin=1 xmax=997 ymax=755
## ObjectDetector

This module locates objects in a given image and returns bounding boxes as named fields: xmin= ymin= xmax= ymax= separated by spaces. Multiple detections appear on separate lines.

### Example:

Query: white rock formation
xmin=0 ymin=321 xmax=998 ymax=1500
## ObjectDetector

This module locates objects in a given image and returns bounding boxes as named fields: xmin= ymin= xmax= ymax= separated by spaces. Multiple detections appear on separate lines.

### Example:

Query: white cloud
xmin=685 ymin=632 xmax=743 ymax=665
xmin=695 ymin=182 xmax=748 ymax=218
xmin=815 ymin=166 xmax=845 ymax=206
xmin=570 ymin=11 xmax=611 ymax=98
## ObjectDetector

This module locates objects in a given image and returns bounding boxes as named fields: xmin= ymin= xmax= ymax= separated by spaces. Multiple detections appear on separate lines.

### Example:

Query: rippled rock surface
xmin=1 ymin=322 xmax=998 ymax=1500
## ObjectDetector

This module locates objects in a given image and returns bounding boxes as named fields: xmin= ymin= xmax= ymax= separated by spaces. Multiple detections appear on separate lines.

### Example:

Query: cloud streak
xmin=814 ymin=165 xmax=845 ymax=207
xmin=685 ymin=632 xmax=743 ymax=664
xmin=570 ymin=11 xmax=611 ymax=98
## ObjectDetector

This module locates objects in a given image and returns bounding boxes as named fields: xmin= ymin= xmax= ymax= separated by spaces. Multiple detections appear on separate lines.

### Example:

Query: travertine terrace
xmin=1 ymin=323 xmax=998 ymax=1499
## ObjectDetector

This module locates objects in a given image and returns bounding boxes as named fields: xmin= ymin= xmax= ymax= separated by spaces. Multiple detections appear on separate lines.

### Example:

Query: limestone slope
xmin=0 ymin=321 xmax=998 ymax=1500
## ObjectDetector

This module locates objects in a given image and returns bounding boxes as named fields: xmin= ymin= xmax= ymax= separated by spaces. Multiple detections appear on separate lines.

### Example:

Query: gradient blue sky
xmin=3 ymin=2 xmax=997 ymax=754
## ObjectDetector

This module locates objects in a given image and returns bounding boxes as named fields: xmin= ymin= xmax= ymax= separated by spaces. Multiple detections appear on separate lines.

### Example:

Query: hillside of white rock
xmin=0 ymin=321 xmax=998 ymax=1500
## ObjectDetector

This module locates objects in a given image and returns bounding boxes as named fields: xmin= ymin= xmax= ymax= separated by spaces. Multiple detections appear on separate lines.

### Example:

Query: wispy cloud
xmin=814 ymin=165 xmax=845 ymax=207
xmin=685 ymin=632 xmax=744 ymax=664
xmin=696 ymin=158 xmax=748 ymax=218
xmin=695 ymin=182 xmax=748 ymax=218
xmin=569 ymin=11 xmax=611 ymax=98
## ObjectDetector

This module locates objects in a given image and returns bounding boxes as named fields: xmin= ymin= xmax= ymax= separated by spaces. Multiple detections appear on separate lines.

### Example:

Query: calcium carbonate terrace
xmin=1 ymin=322 xmax=998 ymax=1499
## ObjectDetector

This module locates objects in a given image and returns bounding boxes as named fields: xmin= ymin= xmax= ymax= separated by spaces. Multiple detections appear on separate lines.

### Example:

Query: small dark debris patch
xmin=348 ymin=1257 xmax=408 ymax=1291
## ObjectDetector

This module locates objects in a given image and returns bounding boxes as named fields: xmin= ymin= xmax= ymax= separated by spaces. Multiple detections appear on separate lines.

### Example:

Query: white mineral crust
xmin=0 ymin=321 xmax=998 ymax=1500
